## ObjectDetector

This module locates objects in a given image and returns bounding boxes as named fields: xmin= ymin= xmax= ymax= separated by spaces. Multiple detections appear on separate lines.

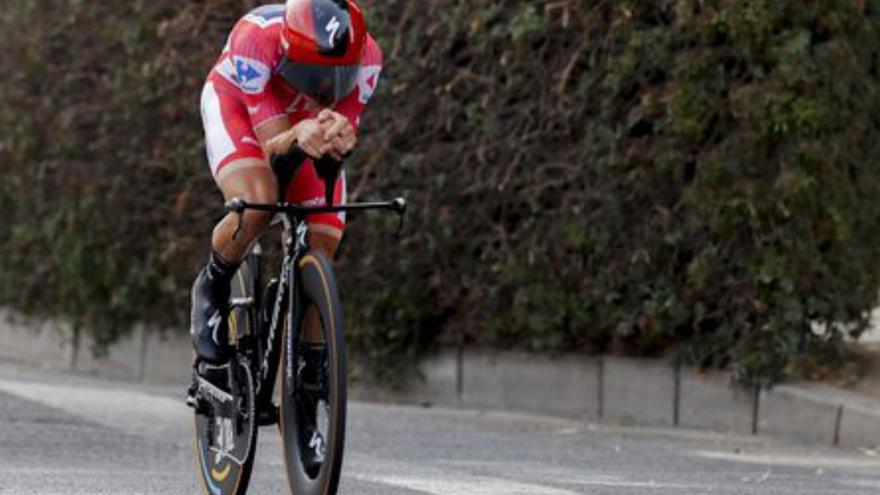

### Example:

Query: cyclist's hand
xmin=292 ymin=118 xmax=333 ymax=158
xmin=318 ymin=110 xmax=357 ymax=160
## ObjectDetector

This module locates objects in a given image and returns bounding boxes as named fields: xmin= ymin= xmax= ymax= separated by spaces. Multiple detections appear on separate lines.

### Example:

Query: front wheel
xmin=280 ymin=250 xmax=347 ymax=495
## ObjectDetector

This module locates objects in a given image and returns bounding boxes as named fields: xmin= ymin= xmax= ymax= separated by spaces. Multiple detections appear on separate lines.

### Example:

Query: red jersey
xmin=207 ymin=4 xmax=383 ymax=131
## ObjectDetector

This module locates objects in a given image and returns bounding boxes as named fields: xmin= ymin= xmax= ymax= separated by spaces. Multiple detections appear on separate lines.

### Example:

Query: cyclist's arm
xmin=332 ymin=59 xmax=383 ymax=132
xmin=255 ymin=117 xmax=293 ymax=155
xmin=235 ymin=63 xmax=325 ymax=158
xmin=255 ymin=66 xmax=382 ymax=159
xmin=223 ymin=26 xmax=312 ymax=159
xmin=257 ymin=115 xmax=339 ymax=159
xmin=318 ymin=62 xmax=382 ymax=158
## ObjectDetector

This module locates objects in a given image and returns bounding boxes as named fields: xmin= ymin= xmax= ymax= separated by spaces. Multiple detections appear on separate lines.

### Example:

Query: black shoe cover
xmin=190 ymin=266 xmax=233 ymax=364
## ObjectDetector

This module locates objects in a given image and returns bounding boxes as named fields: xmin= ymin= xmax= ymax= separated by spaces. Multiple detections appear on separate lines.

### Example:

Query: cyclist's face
xmin=277 ymin=73 xmax=323 ymax=107
xmin=313 ymin=77 xmax=336 ymax=107
xmin=277 ymin=56 xmax=360 ymax=108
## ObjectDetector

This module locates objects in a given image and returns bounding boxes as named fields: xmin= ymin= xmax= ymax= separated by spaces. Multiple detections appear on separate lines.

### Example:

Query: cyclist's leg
xmin=192 ymin=82 xmax=277 ymax=364
xmin=301 ymin=233 xmax=340 ymax=341
xmin=203 ymin=82 xmax=278 ymax=257
xmin=212 ymin=161 xmax=277 ymax=261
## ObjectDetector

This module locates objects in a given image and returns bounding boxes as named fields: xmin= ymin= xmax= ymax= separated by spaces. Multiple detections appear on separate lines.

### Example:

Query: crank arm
xmin=208 ymin=447 xmax=248 ymax=467
xmin=197 ymin=376 xmax=234 ymax=404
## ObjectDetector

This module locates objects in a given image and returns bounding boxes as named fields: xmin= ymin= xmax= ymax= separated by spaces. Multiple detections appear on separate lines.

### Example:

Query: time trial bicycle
xmin=187 ymin=146 xmax=405 ymax=495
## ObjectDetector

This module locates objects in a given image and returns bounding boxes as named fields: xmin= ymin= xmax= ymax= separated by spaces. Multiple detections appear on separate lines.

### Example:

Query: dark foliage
xmin=2 ymin=0 xmax=880 ymax=385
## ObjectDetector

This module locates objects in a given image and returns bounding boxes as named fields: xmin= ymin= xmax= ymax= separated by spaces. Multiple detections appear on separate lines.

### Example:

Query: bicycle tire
xmin=280 ymin=249 xmax=347 ymax=495
xmin=192 ymin=258 xmax=259 ymax=495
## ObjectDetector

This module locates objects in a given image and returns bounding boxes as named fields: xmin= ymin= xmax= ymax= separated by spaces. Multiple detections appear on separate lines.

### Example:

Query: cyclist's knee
xmin=218 ymin=159 xmax=277 ymax=238
xmin=247 ymin=187 xmax=276 ymax=230
xmin=218 ymin=158 xmax=277 ymax=200
xmin=241 ymin=209 xmax=273 ymax=237
xmin=234 ymin=177 xmax=276 ymax=207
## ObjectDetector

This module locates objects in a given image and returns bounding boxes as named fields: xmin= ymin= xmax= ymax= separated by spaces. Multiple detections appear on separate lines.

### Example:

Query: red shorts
xmin=200 ymin=82 xmax=346 ymax=236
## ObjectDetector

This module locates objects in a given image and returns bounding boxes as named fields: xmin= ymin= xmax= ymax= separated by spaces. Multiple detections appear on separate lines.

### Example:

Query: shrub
xmin=2 ymin=0 xmax=880 ymax=386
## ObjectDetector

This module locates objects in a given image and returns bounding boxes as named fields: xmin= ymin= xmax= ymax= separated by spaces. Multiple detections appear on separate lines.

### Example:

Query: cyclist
xmin=190 ymin=0 xmax=382 ymax=395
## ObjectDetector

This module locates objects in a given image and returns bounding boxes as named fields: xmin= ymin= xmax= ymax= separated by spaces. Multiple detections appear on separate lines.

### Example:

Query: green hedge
xmin=2 ymin=1 xmax=880 ymax=385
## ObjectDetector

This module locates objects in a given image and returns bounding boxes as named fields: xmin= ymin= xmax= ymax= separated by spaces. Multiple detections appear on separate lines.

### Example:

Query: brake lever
xmin=391 ymin=197 xmax=407 ymax=237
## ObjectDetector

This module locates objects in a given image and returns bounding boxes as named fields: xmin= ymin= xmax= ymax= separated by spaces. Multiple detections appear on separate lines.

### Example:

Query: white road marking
xmin=0 ymin=378 xmax=187 ymax=437
xmin=345 ymin=455 xmax=577 ymax=494
xmin=692 ymin=449 xmax=880 ymax=469
xmin=844 ymin=479 xmax=880 ymax=489
xmin=353 ymin=473 xmax=582 ymax=495
xmin=0 ymin=466 xmax=173 ymax=476
xmin=436 ymin=459 xmax=711 ymax=490
xmin=344 ymin=454 xmax=708 ymax=494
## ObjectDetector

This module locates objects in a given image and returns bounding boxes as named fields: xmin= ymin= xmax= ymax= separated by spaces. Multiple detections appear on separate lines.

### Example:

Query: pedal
xmin=186 ymin=388 xmax=210 ymax=415
xmin=257 ymin=403 xmax=280 ymax=427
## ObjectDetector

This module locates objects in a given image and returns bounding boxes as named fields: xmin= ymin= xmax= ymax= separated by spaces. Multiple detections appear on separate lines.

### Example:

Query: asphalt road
xmin=1 ymin=364 xmax=880 ymax=494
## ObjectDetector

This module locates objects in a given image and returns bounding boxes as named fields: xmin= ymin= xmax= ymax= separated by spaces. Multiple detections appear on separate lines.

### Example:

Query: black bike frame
xmin=226 ymin=193 xmax=406 ymax=405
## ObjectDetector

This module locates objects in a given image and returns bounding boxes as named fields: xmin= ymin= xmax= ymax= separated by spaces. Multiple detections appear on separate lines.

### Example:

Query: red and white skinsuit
xmin=200 ymin=4 xmax=383 ymax=236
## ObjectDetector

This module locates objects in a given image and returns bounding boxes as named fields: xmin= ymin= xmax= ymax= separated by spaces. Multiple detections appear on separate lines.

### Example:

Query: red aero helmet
xmin=279 ymin=0 xmax=367 ymax=104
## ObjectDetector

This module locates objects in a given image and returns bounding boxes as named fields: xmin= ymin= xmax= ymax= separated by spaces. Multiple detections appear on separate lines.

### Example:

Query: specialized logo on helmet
xmin=325 ymin=16 xmax=341 ymax=48
xmin=233 ymin=56 xmax=271 ymax=95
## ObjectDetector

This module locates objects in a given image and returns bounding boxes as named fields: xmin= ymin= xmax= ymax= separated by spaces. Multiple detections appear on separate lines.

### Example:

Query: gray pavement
xmin=1 ymin=364 xmax=880 ymax=494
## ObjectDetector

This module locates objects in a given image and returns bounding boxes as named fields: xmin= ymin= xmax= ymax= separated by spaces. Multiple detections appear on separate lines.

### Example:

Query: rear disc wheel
xmin=192 ymin=264 xmax=258 ymax=495
xmin=192 ymin=357 xmax=257 ymax=495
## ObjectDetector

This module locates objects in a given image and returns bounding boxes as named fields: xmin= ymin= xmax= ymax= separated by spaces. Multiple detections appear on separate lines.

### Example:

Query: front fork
xmin=255 ymin=219 xmax=309 ymax=406
xmin=284 ymin=220 xmax=310 ymax=393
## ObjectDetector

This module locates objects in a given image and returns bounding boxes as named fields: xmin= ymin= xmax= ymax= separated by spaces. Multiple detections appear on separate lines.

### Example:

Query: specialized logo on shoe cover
xmin=208 ymin=311 xmax=223 ymax=345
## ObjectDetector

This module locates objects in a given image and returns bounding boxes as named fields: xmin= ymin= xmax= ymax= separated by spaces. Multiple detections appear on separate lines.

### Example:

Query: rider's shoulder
xmin=228 ymin=4 xmax=285 ymax=50
xmin=216 ymin=6 xmax=284 ymax=95
xmin=240 ymin=4 xmax=287 ymax=30
xmin=225 ymin=6 xmax=285 ymax=61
